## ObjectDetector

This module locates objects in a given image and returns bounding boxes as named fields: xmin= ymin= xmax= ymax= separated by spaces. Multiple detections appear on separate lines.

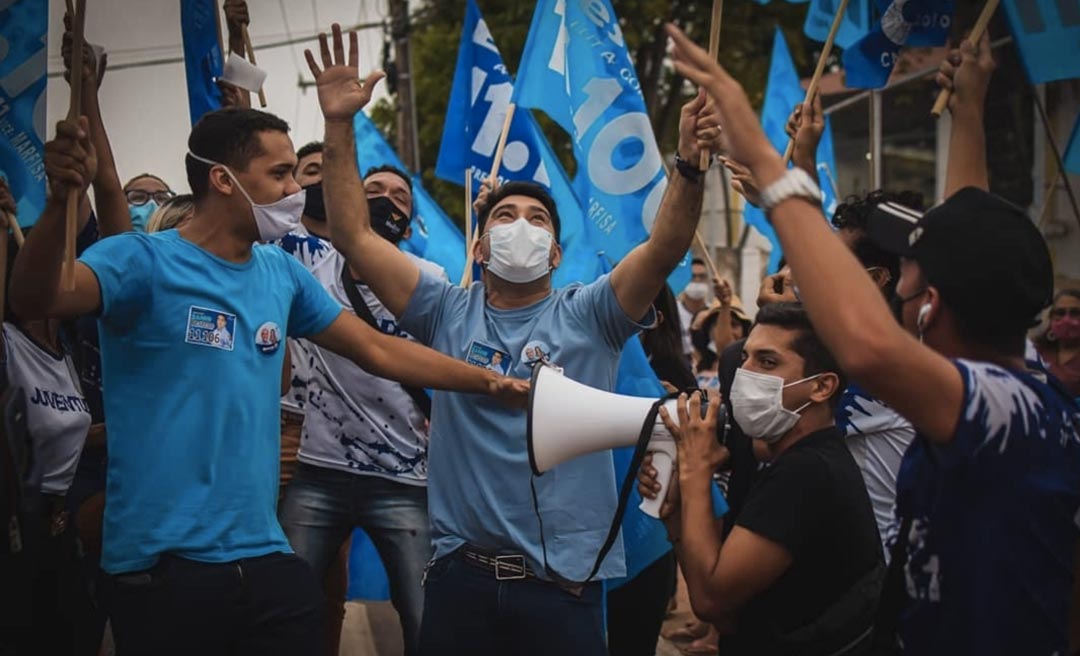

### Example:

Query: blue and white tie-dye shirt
xmin=893 ymin=359 xmax=1080 ymax=655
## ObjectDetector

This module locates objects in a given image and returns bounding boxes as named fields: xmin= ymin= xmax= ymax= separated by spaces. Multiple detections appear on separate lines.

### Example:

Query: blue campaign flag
xmin=0 ymin=0 xmax=47 ymax=227
xmin=745 ymin=28 xmax=840 ymax=272
xmin=354 ymin=112 xmax=466 ymax=282
xmin=1001 ymin=0 xmax=1080 ymax=84
xmin=513 ymin=0 xmax=691 ymax=293
xmin=804 ymin=0 xmax=873 ymax=49
xmin=434 ymin=0 xmax=601 ymax=287
xmin=843 ymin=0 xmax=953 ymax=89
xmin=1066 ymin=115 xmax=1080 ymax=175
xmin=180 ymin=0 xmax=224 ymax=125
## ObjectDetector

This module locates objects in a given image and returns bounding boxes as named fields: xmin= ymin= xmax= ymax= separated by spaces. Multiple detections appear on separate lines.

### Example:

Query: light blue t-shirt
xmin=399 ymin=271 xmax=652 ymax=581
xmin=80 ymin=230 xmax=342 ymax=574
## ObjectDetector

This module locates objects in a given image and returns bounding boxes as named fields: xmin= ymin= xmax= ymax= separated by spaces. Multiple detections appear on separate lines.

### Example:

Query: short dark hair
xmin=476 ymin=181 xmax=561 ymax=241
xmin=298 ymin=139 xmax=321 ymax=162
xmin=364 ymin=165 xmax=412 ymax=194
xmin=186 ymin=107 xmax=291 ymax=200
xmin=692 ymin=258 xmax=706 ymax=267
xmin=832 ymin=190 xmax=924 ymax=302
xmin=124 ymin=173 xmax=171 ymax=192
xmin=752 ymin=302 xmax=847 ymax=410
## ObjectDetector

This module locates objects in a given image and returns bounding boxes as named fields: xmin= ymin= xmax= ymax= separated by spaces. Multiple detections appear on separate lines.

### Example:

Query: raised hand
xmin=785 ymin=95 xmax=824 ymax=172
xmin=722 ymin=157 xmax=762 ymax=208
xmin=223 ymin=0 xmax=249 ymax=32
xmin=62 ymin=13 xmax=103 ymax=90
xmin=44 ymin=118 xmax=97 ymax=200
xmin=665 ymin=23 xmax=784 ymax=190
xmin=304 ymin=24 xmax=385 ymax=122
xmin=937 ymin=31 xmax=995 ymax=116
xmin=713 ymin=277 xmax=733 ymax=308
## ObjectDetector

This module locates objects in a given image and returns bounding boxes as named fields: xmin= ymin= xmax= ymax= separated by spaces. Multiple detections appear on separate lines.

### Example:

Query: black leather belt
xmin=458 ymin=545 xmax=537 ymax=581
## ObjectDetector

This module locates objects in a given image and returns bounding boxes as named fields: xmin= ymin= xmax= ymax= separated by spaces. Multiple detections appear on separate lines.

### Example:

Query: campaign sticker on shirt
xmin=185 ymin=306 xmax=236 ymax=351
xmin=254 ymin=322 xmax=282 ymax=355
xmin=466 ymin=341 xmax=510 ymax=374
xmin=521 ymin=341 xmax=553 ymax=367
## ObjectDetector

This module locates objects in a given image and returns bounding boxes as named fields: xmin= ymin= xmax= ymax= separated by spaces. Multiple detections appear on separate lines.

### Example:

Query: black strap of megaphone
xmin=529 ymin=388 xmax=688 ymax=592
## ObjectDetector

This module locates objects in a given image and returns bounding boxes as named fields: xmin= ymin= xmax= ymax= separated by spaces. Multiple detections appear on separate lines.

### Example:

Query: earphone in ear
xmin=917 ymin=303 xmax=932 ymax=331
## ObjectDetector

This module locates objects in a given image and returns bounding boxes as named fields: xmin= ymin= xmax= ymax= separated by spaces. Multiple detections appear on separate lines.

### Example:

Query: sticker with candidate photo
xmin=465 ymin=341 xmax=510 ymax=375
xmin=186 ymin=306 xmax=236 ymax=351
xmin=521 ymin=341 xmax=553 ymax=367
xmin=254 ymin=322 xmax=282 ymax=355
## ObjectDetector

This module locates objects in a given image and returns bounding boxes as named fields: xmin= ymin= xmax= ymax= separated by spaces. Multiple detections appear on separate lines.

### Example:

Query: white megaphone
xmin=527 ymin=364 xmax=691 ymax=519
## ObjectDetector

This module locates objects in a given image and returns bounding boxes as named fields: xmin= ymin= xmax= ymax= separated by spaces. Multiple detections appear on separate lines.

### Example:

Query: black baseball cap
xmin=869 ymin=186 xmax=1053 ymax=334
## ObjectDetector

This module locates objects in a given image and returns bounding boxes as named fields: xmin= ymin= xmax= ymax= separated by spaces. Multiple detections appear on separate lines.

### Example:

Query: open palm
xmin=305 ymin=24 xmax=385 ymax=122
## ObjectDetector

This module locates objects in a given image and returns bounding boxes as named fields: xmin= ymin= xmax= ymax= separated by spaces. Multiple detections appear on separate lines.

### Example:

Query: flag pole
xmin=62 ymin=0 xmax=87 ymax=291
xmin=699 ymin=0 xmax=724 ymax=171
xmin=931 ymin=0 xmax=999 ymax=117
xmin=488 ymin=104 xmax=516 ymax=187
xmin=241 ymin=24 xmax=267 ymax=107
xmin=782 ymin=0 xmax=849 ymax=164
xmin=694 ymin=231 xmax=720 ymax=281
xmin=462 ymin=169 xmax=475 ymax=286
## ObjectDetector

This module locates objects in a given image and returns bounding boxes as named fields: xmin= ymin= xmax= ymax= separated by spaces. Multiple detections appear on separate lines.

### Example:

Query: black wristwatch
xmin=674 ymin=152 xmax=703 ymax=184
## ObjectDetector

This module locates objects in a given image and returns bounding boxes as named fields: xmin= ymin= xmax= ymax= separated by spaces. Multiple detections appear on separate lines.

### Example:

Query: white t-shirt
xmin=3 ymin=323 xmax=91 ymax=495
xmin=279 ymin=228 xmax=445 ymax=485
xmin=838 ymin=384 xmax=915 ymax=556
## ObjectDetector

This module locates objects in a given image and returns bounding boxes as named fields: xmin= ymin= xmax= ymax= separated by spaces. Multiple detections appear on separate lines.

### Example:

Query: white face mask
xmin=483 ymin=217 xmax=554 ymax=284
xmin=730 ymin=368 xmax=821 ymax=443
xmin=684 ymin=282 xmax=709 ymax=301
xmin=188 ymin=152 xmax=306 ymax=242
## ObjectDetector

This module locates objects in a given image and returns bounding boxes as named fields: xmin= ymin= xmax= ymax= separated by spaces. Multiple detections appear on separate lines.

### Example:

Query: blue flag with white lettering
xmin=1066 ymin=115 xmax=1080 ymax=175
xmin=513 ymin=0 xmax=691 ymax=293
xmin=1001 ymin=0 xmax=1080 ymax=84
xmin=746 ymin=28 xmax=840 ymax=272
xmin=180 ymin=0 xmax=224 ymax=125
xmin=843 ymin=0 xmax=953 ymax=88
xmin=435 ymin=0 xmax=601 ymax=287
xmin=804 ymin=0 xmax=873 ymax=48
xmin=0 ymin=0 xmax=47 ymax=227
xmin=354 ymin=112 xmax=466 ymax=283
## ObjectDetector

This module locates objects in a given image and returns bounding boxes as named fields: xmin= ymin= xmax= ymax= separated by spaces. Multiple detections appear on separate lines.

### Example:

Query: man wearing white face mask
xmin=641 ymin=302 xmax=882 ymax=654
xmin=679 ymin=258 xmax=711 ymax=358
xmin=9 ymin=107 xmax=529 ymax=655
xmin=307 ymin=25 xmax=721 ymax=654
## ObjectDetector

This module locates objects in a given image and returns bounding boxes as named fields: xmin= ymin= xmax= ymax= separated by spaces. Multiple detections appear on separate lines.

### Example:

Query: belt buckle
xmin=494 ymin=554 xmax=527 ymax=581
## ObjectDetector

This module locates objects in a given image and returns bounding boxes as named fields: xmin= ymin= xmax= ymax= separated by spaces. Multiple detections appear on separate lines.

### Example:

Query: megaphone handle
xmin=638 ymin=446 xmax=676 ymax=519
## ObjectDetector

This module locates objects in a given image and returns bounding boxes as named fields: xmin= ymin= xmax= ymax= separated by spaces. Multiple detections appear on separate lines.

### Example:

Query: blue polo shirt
xmin=893 ymin=359 xmax=1080 ymax=654
xmin=399 ymin=271 xmax=652 ymax=581
xmin=81 ymin=230 xmax=342 ymax=574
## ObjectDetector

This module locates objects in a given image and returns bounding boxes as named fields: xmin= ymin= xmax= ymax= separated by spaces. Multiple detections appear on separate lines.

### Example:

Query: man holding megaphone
xmin=306 ymin=25 xmax=723 ymax=656
xmin=640 ymin=302 xmax=883 ymax=655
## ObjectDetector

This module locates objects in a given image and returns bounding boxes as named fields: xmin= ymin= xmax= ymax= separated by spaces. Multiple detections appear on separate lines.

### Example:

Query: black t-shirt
xmin=724 ymin=426 xmax=883 ymax=655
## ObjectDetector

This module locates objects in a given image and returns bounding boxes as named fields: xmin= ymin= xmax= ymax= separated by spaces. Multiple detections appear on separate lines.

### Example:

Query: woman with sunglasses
xmin=123 ymin=174 xmax=175 ymax=232
xmin=1035 ymin=289 xmax=1080 ymax=400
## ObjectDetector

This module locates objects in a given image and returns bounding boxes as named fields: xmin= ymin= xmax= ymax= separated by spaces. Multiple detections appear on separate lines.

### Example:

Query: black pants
xmin=100 ymin=552 xmax=321 ymax=656
xmin=606 ymin=551 xmax=679 ymax=656
xmin=0 ymin=508 xmax=92 ymax=656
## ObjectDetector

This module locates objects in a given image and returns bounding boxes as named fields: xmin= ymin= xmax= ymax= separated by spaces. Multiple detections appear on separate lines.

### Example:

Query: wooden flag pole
xmin=241 ymin=24 xmax=267 ymax=107
xmin=5 ymin=213 xmax=23 ymax=249
xmin=930 ymin=0 xmax=999 ymax=117
xmin=462 ymin=169 xmax=474 ymax=286
xmin=62 ymin=0 xmax=87 ymax=291
xmin=782 ymin=0 xmax=849 ymax=164
xmin=488 ymin=104 xmax=516 ymax=188
xmin=699 ymin=0 xmax=724 ymax=171
xmin=694 ymin=231 xmax=720 ymax=281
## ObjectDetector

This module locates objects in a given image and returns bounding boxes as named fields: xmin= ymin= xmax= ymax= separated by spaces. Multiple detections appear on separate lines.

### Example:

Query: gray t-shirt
xmin=3 ymin=322 xmax=91 ymax=494
xmin=399 ymin=271 xmax=652 ymax=581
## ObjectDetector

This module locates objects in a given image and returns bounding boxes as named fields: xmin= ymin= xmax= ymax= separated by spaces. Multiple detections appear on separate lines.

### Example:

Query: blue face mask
xmin=129 ymin=201 xmax=158 ymax=232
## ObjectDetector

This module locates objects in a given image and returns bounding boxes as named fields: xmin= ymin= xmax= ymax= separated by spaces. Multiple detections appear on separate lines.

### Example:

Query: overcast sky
xmin=45 ymin=0 xmax=393 ymax=193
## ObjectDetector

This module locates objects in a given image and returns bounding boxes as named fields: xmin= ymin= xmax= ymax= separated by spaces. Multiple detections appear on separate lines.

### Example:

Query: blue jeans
xmin=418 ymin=551 xmax=606 ymax=656
xmin=278 ymin=463 xmax=431 ymax=656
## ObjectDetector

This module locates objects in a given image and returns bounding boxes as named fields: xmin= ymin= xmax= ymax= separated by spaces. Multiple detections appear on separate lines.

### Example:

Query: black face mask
xmin=368 ymin=195 xmax=410 ymax=244
xmin=302 ymin=182 xmax=326 ymax=222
